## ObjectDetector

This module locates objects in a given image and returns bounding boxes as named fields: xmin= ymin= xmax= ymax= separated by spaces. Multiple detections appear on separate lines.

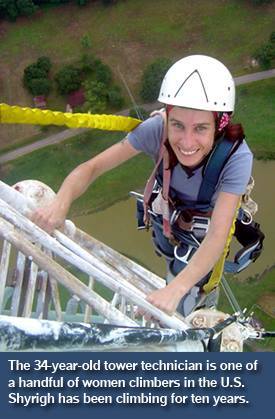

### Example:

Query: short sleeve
xmin=217 ymin=140 xmax=253 ymax=196
xmin=127 ymin=115 xmax=164 ymax=161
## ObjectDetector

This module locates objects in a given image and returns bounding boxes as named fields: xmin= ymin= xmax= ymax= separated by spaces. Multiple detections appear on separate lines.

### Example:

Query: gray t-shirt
xmin=127 ymin=115 xmax=253 ymax=207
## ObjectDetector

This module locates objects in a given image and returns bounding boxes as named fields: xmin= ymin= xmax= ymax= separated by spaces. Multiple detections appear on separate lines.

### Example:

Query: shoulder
xmin=217 ymin=138 xmax=253 ymax=195
xmin=227 ymin=139 xmax=253 ymax=168
xmin=127 ymin=115 xmax=164 ymax=159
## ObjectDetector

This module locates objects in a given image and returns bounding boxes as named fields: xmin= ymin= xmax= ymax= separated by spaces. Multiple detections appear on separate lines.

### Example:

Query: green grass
xmin=234 ymin=79 xmax=275 ymax=159
xmin=0 ymin=0 xmax=274 ymax=96
xmin=218 ymin=268 xmax=275 ymax=351
xmin=218 ymin=270 xmax=275 ymax=315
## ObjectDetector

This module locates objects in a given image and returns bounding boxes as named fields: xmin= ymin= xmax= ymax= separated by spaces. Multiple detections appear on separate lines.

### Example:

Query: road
xmin=0 ymin=68 xmax=274 ymax=165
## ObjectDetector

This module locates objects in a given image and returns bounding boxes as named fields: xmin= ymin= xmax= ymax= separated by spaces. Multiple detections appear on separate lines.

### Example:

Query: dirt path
xmin=234 ymin=68 xmax=275 ymax=85
xmin=0 ymin=68 xmax=274 ymax=164
xmin=0 ymin=128 xmax=87 ymax=164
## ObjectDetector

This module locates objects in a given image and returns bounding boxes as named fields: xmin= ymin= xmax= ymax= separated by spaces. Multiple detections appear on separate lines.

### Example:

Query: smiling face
xmin=167 ymin=107 xmax=216 ymax=168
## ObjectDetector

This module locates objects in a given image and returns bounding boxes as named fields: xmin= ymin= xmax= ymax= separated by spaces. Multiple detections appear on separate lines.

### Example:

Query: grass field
xmin=218 ymin=267 xmax=275 ymax=351
xmin=0 ymin=0 xmax=274 ymax=148
xmin=233 ymin=79 xmax=275 ymax=159
xmin=1 ymin=0 xmax=274 ymax=72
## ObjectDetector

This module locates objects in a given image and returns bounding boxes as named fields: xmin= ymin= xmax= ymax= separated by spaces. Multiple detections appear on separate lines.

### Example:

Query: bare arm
xmin=146 ymin=191 xmax=240 ymax=314
xmin=31 ymin=138 xmax=140 ymax=232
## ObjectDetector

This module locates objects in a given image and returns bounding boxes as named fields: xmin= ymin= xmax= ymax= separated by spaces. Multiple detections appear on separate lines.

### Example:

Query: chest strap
xmin=143 ymin=113 xmax=173 ymax=239
xmin=198 ymin=137 xmax=242 ymax=204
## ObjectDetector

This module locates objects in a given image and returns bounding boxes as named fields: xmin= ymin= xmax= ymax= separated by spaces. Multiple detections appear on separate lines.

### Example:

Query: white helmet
xmin=158 ymin=55 xmax=235 ymax=112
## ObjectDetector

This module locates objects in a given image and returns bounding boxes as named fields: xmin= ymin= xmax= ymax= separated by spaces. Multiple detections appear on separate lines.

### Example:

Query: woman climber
xmin=31 ymin=55 xmax=253 ymax=317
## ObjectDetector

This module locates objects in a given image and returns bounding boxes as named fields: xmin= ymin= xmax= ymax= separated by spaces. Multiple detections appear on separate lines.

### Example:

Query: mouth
xmin=178 ymin=147 xmax=199 ymax=156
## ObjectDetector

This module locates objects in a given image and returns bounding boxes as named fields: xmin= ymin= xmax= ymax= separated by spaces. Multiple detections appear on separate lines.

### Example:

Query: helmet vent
xmin=174 ymin=69 xmax=209 ymax=103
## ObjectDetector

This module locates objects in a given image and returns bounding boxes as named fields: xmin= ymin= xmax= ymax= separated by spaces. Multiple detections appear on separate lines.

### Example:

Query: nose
xmin=179 ymin=129 xmax=196 ymax=149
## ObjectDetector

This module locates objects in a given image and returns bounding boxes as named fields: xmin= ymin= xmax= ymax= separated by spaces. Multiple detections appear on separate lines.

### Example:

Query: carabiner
xmin=174 ymin=244 xmax=195 ymax=263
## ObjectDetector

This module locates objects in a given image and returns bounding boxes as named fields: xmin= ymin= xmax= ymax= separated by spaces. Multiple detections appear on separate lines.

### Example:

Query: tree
xmin=16 ymin=0 xmax=37 ymax=16
xmin=128 ymin=106 xmax=149 ymax=120
xmin=36 ymin=56 xmax=52 ymax=74
xmin=94 ymin=60 xmax=112 ymax=85
xmin=254 ymin=44 xmax=274 ymax=68
xmin=23 ymin=57 xmax=52 ymax=97
xmin=55 ymin=65 xmax=82 ymax=95
xmin=1 ymin=0 xmax=18 ymax=21
xmin=33 ymin=1 xmax=70 ymax=4
xmin=80 ymin=53 xmax=95 ymax=74
xmin=253 ymin=31 xmax=275 ymax=69
xmin=23 ymin=64 xmax=48 ymax=88
xmin=250 ymin=0 xmax=273 ymax=4
xmin=140 ymin=57 xmax=172 ymax=102
xmin=0 ymin=0 xmax=11 ymax=19
xmin=83 ymin=80 xmax=107 ymax=113
xmin=81 ymin=34 xmax=92 ymax=50
xmin=28 ymin=78 xmax=51 ymax=96
xmin=101 ymin=0 xmax=116 ymax=5
xmin=107 ymin=85 xmax=124 ymax=109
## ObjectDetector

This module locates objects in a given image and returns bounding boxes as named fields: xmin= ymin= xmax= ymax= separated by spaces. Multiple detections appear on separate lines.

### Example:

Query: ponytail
xmin=224 ymin=123 xmax=245 ymax=141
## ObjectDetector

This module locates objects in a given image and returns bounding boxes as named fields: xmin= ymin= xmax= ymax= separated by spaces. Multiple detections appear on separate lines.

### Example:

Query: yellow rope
xmin=0 ymin=103 xmax=141 ymax=132
xmin=203 ymin=202 xmax=241 ymax=294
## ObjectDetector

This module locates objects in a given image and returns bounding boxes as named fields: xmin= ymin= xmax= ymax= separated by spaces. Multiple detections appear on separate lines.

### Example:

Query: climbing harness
xmin=132 ymin=113 xmax=265 ymax=294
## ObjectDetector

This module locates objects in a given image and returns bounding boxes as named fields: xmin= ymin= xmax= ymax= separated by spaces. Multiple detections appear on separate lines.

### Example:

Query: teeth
xmin=179 ymin=148 xmax=198 ymax=156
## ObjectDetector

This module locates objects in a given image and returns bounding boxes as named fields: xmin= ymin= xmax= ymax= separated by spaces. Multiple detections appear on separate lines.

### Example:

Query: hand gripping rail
xmin=0 ymin=180 xmax=189 ymax=331
xmin=0 ymin=180 xmax=260 ymax=352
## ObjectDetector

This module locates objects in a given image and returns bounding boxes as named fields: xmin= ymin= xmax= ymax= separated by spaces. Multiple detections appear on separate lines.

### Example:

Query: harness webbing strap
xmin=162 ymin=147 xmax=172 ymax=238
xmin=203 ymin=201 xmax=240 ymax=293
xmin=143 ymin=113 xmax=169 ymax=231
xmin=198 ymin=137 xmax=240 ymax=204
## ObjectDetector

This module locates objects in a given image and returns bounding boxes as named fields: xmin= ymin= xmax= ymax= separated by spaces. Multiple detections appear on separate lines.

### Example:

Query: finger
xmin=30 ymin=213 xmax=54 ymax=234
xmin=136 ymin=306 xmax=154 ymax=323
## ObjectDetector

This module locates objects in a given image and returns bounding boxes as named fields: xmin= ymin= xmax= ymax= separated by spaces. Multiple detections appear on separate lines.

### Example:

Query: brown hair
xmin=223 ymin=122 xmax=245 ymax=142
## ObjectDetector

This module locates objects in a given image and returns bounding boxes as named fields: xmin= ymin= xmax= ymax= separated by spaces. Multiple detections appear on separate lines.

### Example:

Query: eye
xmin=172 ymin=121 xmax=184 ymax=129
xmin=196 ymin=125 xmax=207 ymax=132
